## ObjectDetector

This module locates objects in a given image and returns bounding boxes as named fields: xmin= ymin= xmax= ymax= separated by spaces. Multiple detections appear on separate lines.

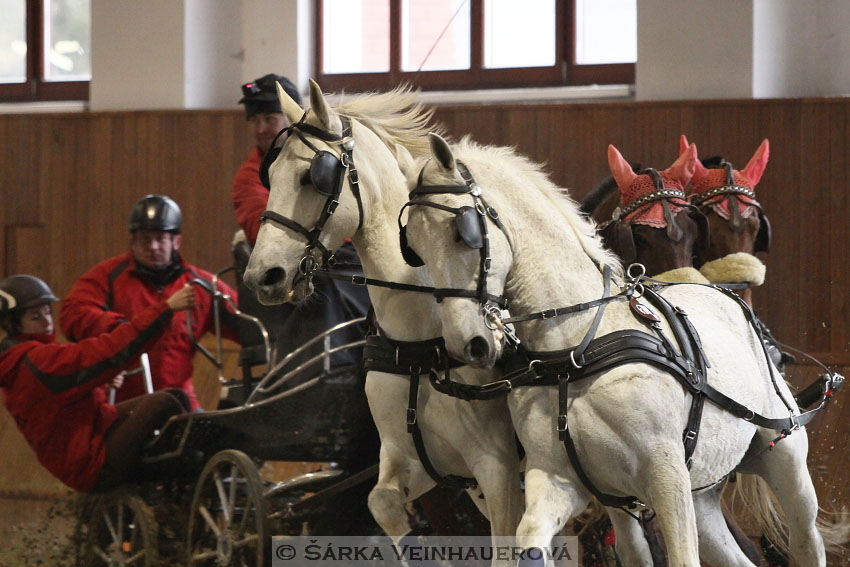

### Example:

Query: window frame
xmin=0 ymin=0 xmax=89 ymax=103
xmin=315 ymin=0 xmax=634 ymax=93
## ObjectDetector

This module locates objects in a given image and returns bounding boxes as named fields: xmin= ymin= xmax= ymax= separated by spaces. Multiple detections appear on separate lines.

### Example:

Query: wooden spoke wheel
xmin=77 ymin=490 xmax=158 ymax=567
xmin=186 ymin=449 xmax=269 ymax=567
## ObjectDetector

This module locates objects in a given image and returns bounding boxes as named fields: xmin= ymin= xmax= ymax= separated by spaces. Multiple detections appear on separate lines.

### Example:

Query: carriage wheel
xmin=186 ymin=449 xmax=269 ymax=567
xmin=76 ymin=490 xmax=159 ymax=567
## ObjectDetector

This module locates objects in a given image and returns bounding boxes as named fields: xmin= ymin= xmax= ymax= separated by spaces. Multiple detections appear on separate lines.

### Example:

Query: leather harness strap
xmin=363 ymin=332 xmax=477 ymax=491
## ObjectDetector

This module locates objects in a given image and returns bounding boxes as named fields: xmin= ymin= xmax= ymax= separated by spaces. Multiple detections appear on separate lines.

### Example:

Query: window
xmin=316 ymin=0 xmax=635 ymax=92
xmin=0 ymin=0 xmax=91 ymax=102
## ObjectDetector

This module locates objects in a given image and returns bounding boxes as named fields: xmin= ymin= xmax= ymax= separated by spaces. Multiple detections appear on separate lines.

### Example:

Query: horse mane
xmin=579 ymin=175 xmax=618 ymax=216
xmin=578 ymin=161 xmax=642 ymax=216
xmin=452 ymin=137 xmax=623 ymax=278
xmin=700 ymin=155 xmax=726 ymax=168
xmin=332 ymin=84 xmax=445 ymax=160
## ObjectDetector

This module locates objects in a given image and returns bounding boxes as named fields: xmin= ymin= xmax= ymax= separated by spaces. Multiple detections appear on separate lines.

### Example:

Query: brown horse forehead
xmin=690 ymin=169 xmax=754 ymax=193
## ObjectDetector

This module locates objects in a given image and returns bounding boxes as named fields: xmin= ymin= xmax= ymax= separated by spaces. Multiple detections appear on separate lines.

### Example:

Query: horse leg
xmin=645 ymin=453 xmax=700 ymax=567
xmin=606 ymin=507 xmax=655 ymax=567
xmin=368 ymin=445 xmax=435 ymax=539
xmin=692 ymin=484 xmax=759 ymax=566
xmin=516 ymin=468 xmax=590 ymax=567
xmin=746 ymin=431 xmax=825 ymax=566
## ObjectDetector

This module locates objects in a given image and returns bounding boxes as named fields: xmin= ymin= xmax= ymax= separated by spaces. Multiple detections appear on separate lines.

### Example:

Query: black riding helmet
xmin=128 ymin=194 xmax=182 ymax=234
xmin=0 ymin=274 xmax=59 ymax=334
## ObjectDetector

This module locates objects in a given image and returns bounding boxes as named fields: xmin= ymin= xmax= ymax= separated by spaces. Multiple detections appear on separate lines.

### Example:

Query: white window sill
xmin=0 ymin=101 xmax=88 ymax=114
xmin=413 ymin=84 xmax=634 ymax=106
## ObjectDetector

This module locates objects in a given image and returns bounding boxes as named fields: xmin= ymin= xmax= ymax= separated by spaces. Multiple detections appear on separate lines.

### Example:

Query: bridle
xmin=689 ymin=161 xmax=771 ymax=253
xmin=600 ymin=168 xmax=709 ymax=261
xmin=258 ymin=114 xmax=364 ymax=282
xmin=399 ymin=160 xmax=511 ymax=331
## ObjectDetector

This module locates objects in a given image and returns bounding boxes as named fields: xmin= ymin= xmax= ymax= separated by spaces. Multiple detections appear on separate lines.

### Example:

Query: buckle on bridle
xmin=541 ymin=308 xmax=558 ymax=320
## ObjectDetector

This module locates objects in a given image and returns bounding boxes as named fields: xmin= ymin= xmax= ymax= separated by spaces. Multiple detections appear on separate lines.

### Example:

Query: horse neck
xmin=346 ymin=122 xmax=440 ymax=341
xmin=502 ymin=196 xmax=609 ymax=352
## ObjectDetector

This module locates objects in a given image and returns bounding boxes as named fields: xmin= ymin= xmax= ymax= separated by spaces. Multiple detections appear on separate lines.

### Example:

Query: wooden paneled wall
xmin=0 ymin=100 xmax=848 ymax=558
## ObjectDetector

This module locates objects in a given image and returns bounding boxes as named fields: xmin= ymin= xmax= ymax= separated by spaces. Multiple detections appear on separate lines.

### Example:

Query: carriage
xmin=73 ymin=269 xmax=380 ymax=567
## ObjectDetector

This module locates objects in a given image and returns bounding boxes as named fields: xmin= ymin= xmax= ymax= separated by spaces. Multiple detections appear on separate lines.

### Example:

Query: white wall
xmin=637 ymin=0 xmax=754 ymax=101
xmin=90 ymin=0 xmax=186 ymax=110
xmin=752 ymin=0 xmax=817 ymax=98
xmin=91 ymin=0 xmax=306 ymax=111
xmin=185 ymin=0 xmax=243 ymax=109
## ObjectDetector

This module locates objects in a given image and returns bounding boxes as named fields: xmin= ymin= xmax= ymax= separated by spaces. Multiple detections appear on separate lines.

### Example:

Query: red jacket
xmin=59 ymin=253 xmax=239 ymax=409
xmin=232 ymin=147 xmax=267 ymax=247
xmin=0 ymin=302 xmax=173 ymax=492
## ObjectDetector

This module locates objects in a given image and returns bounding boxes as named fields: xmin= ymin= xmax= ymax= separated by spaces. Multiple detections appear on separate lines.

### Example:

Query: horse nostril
xmin=466 ymin=336 xmax=490 ymax=362
xmin=262 ymin=267 xmax=285 ymax=286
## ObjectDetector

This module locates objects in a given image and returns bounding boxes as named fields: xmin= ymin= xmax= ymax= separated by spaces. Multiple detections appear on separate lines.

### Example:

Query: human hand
xmin=166 ymin=284 xmax=195 ymax=312
xmin=110 ymin=373 xmax=125 ymax=389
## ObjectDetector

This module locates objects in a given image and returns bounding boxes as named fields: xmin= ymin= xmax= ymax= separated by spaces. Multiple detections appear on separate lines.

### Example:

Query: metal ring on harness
xmin=626 ymin=262 xmax=647 ymax=281
xmin=569 ymin=350 xmax=584 ymax=370
xmin=482 ymin=303 xmax=502 ymax=331
xmin=299 ymin=254 xmax=318 ymax=276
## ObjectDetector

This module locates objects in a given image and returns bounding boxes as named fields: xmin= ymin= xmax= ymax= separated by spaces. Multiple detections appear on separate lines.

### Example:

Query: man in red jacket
xmin=0 ymin=274 xmax=194 ymax=492
xmin=232 ymin=73 xmax=302 ymax=246
xmin=60 ymin=195 xmax=240 ymax=410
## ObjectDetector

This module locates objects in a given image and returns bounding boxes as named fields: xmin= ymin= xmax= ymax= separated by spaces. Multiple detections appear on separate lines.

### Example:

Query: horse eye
xmin=300 ymin=171 xmax=312 ymax=186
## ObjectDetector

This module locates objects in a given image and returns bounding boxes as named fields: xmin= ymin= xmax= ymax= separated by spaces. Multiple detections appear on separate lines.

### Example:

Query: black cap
xmin=128 ymin=195 xmax=183 ymax=234
xmin=239 ymin=74 xmax=302 ymax=117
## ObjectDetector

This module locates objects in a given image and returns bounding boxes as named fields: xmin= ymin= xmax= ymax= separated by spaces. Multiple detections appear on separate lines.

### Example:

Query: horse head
xmin=604 ymin=143 xmax=705 ymax=276
xmin=682 ymin=136 xmax=771 ymax=268
xmin=401 ymin=133 xmax=513 ymax=367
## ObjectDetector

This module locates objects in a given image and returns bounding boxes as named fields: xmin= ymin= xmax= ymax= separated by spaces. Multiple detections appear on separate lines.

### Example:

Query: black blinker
xmin=259 ymin=146 xmax=283 ymax=190
xmin=310 ymin=151 xmax=344 ymax=196
xmin=399 ymin=225 xmax=425 ymax=267
xmin=456 ymin=207 xmax=484 ymax=249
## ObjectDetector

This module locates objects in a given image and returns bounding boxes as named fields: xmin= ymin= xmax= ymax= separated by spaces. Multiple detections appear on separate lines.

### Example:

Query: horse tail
xmin=732 ymin=474 xmax=850 ymax=556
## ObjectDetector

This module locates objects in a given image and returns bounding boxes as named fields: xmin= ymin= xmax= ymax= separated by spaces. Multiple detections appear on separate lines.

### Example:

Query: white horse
xmin=402 ymin=133 xmax=826 ymax=566
xmin=242 ymin=81 xmax=523 ymax=552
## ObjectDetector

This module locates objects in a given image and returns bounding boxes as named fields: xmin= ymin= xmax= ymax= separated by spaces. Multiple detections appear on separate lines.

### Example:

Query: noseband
xmin=400 ymin=161 xmax=510 ymax=327
xmin=259 ymin=115 xmax=364 ymax=280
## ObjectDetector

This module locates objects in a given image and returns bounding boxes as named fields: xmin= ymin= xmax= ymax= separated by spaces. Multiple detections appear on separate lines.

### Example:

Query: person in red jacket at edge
xmin=0 ymin=274 xmax=195 ymax=492
xmin=60 ymin=195 xmax=240 ymax=410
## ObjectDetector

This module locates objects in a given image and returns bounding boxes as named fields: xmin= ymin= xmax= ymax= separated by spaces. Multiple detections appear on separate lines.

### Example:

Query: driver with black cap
xmin=60 ymin=194 xmax=240 ymax=410
xmin=233 ymin=73 xmax=303 ymax=245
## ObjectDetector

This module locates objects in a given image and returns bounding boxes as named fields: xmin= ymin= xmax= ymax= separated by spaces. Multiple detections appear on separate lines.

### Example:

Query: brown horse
xmin=681 ymin=135 xmax=771 ymax=306
xmin=582 ymin=143 xmax=709 ymax=280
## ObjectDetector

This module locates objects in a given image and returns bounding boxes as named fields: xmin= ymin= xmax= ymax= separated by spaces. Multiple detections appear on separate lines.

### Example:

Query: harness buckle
xmin=541 ymin=308 xmax=558 ymax=320
xmin=340 ymin=153 xmax=350 ymax=167
xmin=684 ymin=429 xmax=697 ymax=441
xmin=349 ymin=168 xmax=360 ymax=185
xmin=350 ymin=275 xmax=367 ymax=286
xmin=557 ymin=414 xmax=568 ymax=432
xmin=484 ymin=257 xmax=491 ymax=273
xmin=327 ymin=199 xmax=339 ymax=214
xmin=406 ymin=408 xmax=417 ymax=426
xmin=789 ymin=411 xmax=801 ymax=431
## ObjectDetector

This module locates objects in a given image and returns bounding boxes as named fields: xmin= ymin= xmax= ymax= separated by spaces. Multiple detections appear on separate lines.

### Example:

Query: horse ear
xmin=276 ymin=82 xmax=303 ymax=126
xmin=665 ymin=143 xmax=698 ymax=186
xmin=430 ymin=133 xmax=455 ymax=171
xmin=308 ymin=79 xmax=342 ymax=134
xmin=679 ymin=134 xmax=690 ymax=155
xmin=742 ymin=139 xmax=770 ymax=186
xmin=395 ymin=143 xmax=416 ymax=179
xmin=607 ymin=145 xmax=636 ymax=190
